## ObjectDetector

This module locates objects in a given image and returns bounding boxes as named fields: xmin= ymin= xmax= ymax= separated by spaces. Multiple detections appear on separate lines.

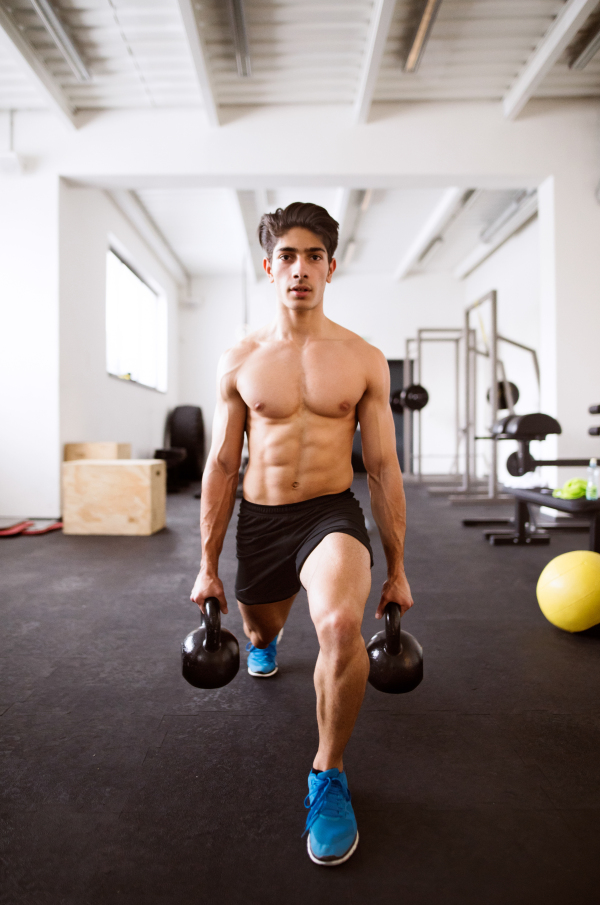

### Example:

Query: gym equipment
xmin=168 ymin=405 xmax=205 ymax=482
xmin=478 ymin=486 xmax=600 ymax=551
xmin=487 ymin=381 xmax=520 ymax=410
xmin=590 ymin=404 xmax=600 ymax=436
xmin=182 ymin=597 xmax=240 ymax=689
xmin=400 ymin=384 xmax=429 ymax=411
xmin=494 ymin=413 xmax=590 ymax=478
xmin=450 ymin=290 xmax=540 ymax=504
xmin=154 ymin=447 xmax=187 ymax=493
xmin=390 ymin=389 xmax=404 ymax=414
xmin=366 ymin=602 xmax=423 ymax=694
xmin=537 ymin=550 xmax=600 ymax=632
xmin=403 ymin=328 xmax=463 ymax=484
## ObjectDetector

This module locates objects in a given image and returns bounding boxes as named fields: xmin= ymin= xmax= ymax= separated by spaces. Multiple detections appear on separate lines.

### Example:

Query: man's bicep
xmin=357 ymin=351 xmax=398 ymax=474
xmin=207 ymin=364 xmax=246 ymax=476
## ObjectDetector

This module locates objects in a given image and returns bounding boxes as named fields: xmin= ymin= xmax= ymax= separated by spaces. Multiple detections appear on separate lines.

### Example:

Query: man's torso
xmin=234 ymin=322 xmax=372 ymax=505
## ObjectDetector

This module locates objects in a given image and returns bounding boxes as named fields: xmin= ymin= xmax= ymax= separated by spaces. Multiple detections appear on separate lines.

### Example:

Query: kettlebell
xmin=181 ymin=597 xmax=240 ymax=689
xmin=367 ymin=602 xmax=423 ymax=694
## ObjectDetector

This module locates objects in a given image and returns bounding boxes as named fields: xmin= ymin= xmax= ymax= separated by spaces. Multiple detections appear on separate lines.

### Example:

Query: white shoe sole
xmin=248 ymin=665 xmax=278 ymax=678
xmin=307 ymin=831 xmax=359 ymax=867
xmin=247 ymin=628 xmax=284 ymax=678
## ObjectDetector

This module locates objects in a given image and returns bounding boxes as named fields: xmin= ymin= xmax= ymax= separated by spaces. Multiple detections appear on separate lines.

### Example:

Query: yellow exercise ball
xmin=536 ymin=550 xmax=600 ymax=632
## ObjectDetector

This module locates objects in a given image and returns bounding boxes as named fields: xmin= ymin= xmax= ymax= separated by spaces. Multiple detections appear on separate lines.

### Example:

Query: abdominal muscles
xmin=243 ymin=410 xmax=356 ymax=505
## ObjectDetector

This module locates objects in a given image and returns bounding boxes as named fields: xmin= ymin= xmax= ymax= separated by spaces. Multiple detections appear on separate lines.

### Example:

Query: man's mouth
xmin=290 ymin=285 xmax=311 ymax=294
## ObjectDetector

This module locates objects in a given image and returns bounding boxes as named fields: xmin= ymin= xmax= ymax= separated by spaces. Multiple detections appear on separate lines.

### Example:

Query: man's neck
xmin=274 ymin=300 xmax=329 ymax=342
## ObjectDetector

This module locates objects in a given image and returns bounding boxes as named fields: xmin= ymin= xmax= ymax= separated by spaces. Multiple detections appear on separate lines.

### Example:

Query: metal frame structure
xmin=402 ymin=290 xmax=540 ymax=502
xmin=449 ymin=289 xmax=540 ymax=503
xmin=403 ymin=328 xmax=463 ymax=481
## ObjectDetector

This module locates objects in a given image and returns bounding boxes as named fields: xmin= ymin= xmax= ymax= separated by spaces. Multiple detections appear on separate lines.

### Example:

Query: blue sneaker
xmin=246 ymin=629 xmax=283 ymax=677
xmin=303 ymin=768 xmax=359 ymax=866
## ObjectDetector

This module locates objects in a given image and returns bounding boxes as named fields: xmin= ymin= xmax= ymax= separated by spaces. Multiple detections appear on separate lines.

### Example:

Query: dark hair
xmin=257 ymin=202 xmax=339 ymax=262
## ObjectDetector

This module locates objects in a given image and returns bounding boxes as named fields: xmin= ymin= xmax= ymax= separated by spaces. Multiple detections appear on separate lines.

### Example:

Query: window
xmin=105 ymin=249 xmax=167 ymax=392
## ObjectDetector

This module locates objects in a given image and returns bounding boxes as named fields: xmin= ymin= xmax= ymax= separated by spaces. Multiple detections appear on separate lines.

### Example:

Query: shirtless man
xmin=191 ymin=202 xmax=413 ymax=866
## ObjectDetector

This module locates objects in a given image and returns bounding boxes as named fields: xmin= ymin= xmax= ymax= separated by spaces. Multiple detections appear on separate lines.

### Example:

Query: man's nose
xmin=293 ymin=262 xmax=308 ymax=278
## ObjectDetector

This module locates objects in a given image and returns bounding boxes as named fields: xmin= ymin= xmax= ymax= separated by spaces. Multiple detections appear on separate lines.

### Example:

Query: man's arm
xmin=358 ymin=346 xmax=414 ymax=619
xmin=190 ymin=349 xmax=247 ymax=614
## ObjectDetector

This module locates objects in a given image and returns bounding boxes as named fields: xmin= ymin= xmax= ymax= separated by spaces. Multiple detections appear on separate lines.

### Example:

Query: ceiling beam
xmin=107 ymin=191 xmax=190 ymax=288
xmin=353 ymin=0 xmax=396 ymax=125
xmin=0 ymin=5 xmax=77 ymax=130
xmin=235 ymin=191 xmax=265 ymax=280
xmin=454 ymin=192 xmax=538 ymax=280
xmin=334 ymin=188 xmax=370 ymax=270
xmin=176 ymin=0 xmax=220 ymax=127
xmin=393 ymin=187 xmax=463 ymax=280
xmin=503 ymin=0 xmax=600 ymax=120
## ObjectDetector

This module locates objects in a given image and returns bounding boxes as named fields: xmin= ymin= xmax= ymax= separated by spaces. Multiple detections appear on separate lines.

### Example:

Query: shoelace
xmin=302 ymin=775 xmax=351 ymax=837
xmin=245 ymin=641 xmax=275 ymax=667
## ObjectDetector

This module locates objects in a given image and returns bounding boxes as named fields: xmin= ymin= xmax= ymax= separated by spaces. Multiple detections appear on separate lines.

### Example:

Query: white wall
xmin=0 ymin=174 xmax=60 ymax=518
xmin=59 ymin=183 xmax=180 ymax=460
xmin=539 ymin=173 xmax=600 ymax=483
xmin=463 ymin=218 xmax=542 ymax=484
xmin=179 ymin=275 xmax=245 ymax=442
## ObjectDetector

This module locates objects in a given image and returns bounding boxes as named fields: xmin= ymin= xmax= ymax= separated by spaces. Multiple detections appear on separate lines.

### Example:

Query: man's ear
xmin=263 ymin=257 xmax=274 ymax=282
xmin=326 ymin=257 xmax=337 ymax=283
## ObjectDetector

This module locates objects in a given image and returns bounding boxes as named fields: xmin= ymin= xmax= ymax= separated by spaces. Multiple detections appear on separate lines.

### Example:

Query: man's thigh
xmin=237 ymin=594 xmax=296 ymax=635
xmin=300 ymin=533 xmax=372 ymax=630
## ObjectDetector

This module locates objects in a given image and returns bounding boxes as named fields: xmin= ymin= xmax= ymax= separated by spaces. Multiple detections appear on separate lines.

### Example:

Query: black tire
xmin=168 ymin=406 xmax=205 ymax=481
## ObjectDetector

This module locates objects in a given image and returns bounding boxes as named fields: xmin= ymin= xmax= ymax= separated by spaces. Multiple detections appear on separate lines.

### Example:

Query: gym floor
xmin=1 ymin=476 xmax=599 ymax=905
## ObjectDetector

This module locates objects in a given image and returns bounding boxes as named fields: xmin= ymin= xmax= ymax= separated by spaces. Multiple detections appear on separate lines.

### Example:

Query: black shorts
xmin=235 ymin=488 xmax=374 ymax=605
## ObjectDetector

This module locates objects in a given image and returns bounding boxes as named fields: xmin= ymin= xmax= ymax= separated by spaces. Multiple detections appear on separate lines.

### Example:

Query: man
xmin=191 ymin=202 xmax=413 ymax=866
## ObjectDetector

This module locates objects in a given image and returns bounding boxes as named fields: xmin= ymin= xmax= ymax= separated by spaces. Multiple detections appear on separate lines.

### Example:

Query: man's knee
xmin=315 ymin=609 xmax=364 ymax=654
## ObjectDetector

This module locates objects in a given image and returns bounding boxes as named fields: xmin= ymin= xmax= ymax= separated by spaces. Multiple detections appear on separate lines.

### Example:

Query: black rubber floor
xmin=1 ymin=476 xmax=600 ymax=905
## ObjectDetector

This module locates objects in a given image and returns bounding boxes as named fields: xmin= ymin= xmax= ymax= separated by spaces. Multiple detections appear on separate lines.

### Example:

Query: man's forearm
xmin=367 ymin=463 xmax=407 ymax=577
xmin=199 ymin=463 xmax=239 ymax=575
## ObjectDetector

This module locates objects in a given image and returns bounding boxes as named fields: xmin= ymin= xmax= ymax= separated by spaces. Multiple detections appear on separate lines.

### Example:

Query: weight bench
xmin=483 ymin=487 xmax=600 ymax=553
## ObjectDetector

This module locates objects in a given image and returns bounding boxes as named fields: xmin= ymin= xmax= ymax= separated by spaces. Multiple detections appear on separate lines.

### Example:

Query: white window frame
xmin=105 ymin=237 xmax=168 ymax=393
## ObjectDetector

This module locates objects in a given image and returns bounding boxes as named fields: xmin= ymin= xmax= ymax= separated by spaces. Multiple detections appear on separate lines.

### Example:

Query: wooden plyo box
xmin=64 ymin=442 xmax=131 ymax=461
xmin=62 ymin=459 xmax=166 ymax=536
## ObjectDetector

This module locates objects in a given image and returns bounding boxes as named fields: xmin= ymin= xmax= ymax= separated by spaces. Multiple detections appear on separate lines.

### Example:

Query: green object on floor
xmin=552 ymin=477 xmax=587 ymax=499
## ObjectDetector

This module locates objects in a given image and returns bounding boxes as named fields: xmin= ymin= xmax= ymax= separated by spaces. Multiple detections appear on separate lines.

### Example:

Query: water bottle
xmin=586 ymin=458 xmax=599 ymax=500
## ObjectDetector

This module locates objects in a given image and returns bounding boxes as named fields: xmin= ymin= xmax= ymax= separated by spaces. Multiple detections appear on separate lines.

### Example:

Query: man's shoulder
xmin=219 ymin=331 xmax=264 ymax=371
xmin=329 ymin=321 xmax=385 ymax=363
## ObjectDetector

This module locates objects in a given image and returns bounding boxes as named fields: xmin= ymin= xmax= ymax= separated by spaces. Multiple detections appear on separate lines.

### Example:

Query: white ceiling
xmin=129 ymin=184 xmax=533 ymax=279
xmin=136 ymin=187 xmax=248 ymax=273
xmin=2 ymin=0 xmax=600 ymax=112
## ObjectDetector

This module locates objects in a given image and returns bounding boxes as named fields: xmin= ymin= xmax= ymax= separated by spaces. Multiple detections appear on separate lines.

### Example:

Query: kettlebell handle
xmin=385 ymin=601 xmax=402 ymax=656
xmin=204 ymin=597 xmax=222 ymax=652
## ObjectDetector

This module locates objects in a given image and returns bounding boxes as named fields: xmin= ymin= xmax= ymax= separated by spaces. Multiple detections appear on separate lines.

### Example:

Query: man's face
xmin=264 ymin=227 xmax=336 ymax=310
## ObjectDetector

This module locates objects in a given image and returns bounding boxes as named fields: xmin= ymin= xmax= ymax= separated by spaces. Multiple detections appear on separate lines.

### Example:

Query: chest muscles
xmin=237 ymin=342 xmax=366 ymax=421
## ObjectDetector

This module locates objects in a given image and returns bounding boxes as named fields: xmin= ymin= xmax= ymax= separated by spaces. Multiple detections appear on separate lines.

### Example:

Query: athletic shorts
xmin=235 ymin=488 xmax=374 ymax=605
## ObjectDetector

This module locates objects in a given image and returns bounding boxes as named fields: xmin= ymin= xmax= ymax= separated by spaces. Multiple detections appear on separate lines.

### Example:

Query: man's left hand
xmin=376 ymin=572 xmax=414 ymax=619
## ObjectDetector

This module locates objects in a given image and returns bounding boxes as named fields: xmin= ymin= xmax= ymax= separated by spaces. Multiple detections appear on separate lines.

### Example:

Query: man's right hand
xmin=190 ymin=571 xmax=228 ymax=614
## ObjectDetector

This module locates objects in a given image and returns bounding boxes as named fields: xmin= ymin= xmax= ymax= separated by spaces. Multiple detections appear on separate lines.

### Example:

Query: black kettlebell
xmin=181 ymin=597 xmax=240 ymax=689
xmin=367 ymin=602 xmax=423 ymax=694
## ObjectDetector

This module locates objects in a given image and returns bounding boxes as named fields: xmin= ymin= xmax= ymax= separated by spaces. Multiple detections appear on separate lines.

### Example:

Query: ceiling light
xmin=343 ymin=240 xmax=357 ymax=266
xmin=360 ymin=189 xmax=373 ymax=212
xmin=417 ymin=235 xmax=443 ymax=264
xmin=29 ymin=0 xmax=90 ymax=82
xmin=226 ymin=0 xmax=251 ymax=77
xmin=480 ymin=191 xmax=536 ymax=245
xmin=570 ymin=25 xmax=600 ymax=68
xmin=404 ymin=0 xmax=444 ymax=73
